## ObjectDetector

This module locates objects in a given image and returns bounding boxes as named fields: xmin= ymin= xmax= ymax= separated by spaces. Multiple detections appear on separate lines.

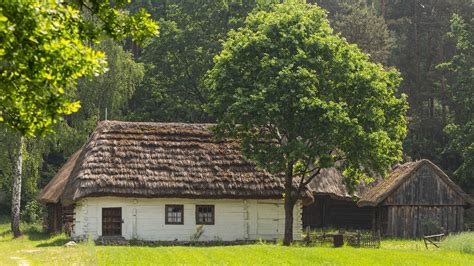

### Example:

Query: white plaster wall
xmin=73 ymin=197 xmax=302 ymax=241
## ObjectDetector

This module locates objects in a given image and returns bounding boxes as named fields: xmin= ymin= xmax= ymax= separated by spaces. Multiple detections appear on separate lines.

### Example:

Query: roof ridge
xmin=98 ymin=120 xmax=216 ymax=127
xmin=358 ymin=159 xmax=473 ymax=207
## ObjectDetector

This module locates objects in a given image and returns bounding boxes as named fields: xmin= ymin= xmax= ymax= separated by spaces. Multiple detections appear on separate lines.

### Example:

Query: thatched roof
xmin=38 ymin=149 xmax=83 ymax=203
xmin=358 ymin=159 xmax=474 ymax=207
xmin=305 ymin=167 xmax=378 ymax=201
xmin=39 ymin=121 xmax=313 ymax=205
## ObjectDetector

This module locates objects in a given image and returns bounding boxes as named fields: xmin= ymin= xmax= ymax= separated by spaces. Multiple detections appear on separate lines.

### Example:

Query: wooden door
xmin=257 ymin=203 xmax=281 ymax=236
xmin=102 ymin=208 xmax=122 ymax=236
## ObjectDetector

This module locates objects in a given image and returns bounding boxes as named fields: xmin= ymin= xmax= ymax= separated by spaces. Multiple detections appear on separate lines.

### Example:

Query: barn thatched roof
xmin=305 ymin=166 xmax=379 ymax=201
xmin=358 ymin=159 xmax=474 ymax=207
xmin=306 ymin=167 xmax=375 ymax=201
xmin=39 ymin=121 xmax=313 ymax=205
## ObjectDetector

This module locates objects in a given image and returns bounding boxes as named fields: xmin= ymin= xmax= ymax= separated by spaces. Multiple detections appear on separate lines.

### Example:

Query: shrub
xmin=421 ymin=219 xmax=442 ymax=235
xmin=21 ymin=200 xmax=44 ymax=223
xmin=442 ymin=232 xmax=474 ymax=254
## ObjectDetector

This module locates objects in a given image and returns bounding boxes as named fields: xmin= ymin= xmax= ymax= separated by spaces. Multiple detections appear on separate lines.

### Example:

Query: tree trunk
xmin=283 ymin=162 xmax=295 ymax=246
xmin=283 ymin=193 xmax=295 ymax=246
xmin=11 ymin=136 xmax=23 ymax=238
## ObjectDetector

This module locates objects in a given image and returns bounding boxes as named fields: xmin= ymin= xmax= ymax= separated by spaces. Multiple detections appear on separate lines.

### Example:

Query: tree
xmin=207 ymin=2 xmax=408 ymax=245
xmin=0 ymin=128 xmax=23 ymax=237
xmin=439 ymin=14 xmax=474 ymax=192
xmin=384 ymin=0 xmax=472 ymax=173
xmin=77 ymin=39 xmax=145 ymax=121
xmin=0 ymin=0 xmax=158 ymax=136
xmin=332 ymin=3 xmax=394 ymax=65
xmin=128 ymin=1 xmax=255 ymax=122
xmin=0 ymin=0 xmax=157 ymax=237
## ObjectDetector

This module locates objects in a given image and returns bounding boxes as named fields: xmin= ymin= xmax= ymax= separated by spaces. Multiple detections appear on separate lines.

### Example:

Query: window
xmin=165 ymin=205 xmax=184 ymax=224
xmin=196 ymin=205 xmax=214 ymax=225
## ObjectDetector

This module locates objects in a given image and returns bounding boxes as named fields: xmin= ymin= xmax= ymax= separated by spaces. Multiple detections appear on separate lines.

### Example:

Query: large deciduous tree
xmin=0 ymin=0 xmax=157 ymax=237
xmin=207 ymin=2 xmax=408 ymax=245
xmin=0 ymin=0 xmax=158 ymax=136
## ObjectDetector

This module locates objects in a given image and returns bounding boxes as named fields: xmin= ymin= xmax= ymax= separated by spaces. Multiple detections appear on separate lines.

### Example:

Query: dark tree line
xmin=0 ymin=0 xmax=472 ymax=223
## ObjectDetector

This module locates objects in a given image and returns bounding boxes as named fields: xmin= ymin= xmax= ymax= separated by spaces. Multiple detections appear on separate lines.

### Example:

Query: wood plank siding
xmin=302 ymin=196 xmax=373 ymax=230
xmin=45 ymin=203 xmax=75 ymax=234
xmin=385 ymin=206 xmax=464 ymax=238
xmin=378 ymin=164 xmax=467 ymax=238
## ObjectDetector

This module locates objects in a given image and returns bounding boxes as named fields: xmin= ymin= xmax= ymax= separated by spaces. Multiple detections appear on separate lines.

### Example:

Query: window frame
xmin=165 ymin=204 xmax=184 ymax=225
xmin=195 ymin=205 xmax=215 ymax=225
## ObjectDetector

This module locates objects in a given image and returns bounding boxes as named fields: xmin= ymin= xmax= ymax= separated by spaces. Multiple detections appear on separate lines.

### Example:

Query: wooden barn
xmin=302 ymin=168 xmax=375 ymax=230
xmin=358 ymin=160 xmax=473 ymax=238
xmin=38 ymin=121 xmax=309 ymax=241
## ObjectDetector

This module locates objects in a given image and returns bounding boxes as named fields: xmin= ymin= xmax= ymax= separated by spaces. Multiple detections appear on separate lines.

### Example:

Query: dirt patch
xmin=9 ymin=256 xmax=30 ymax=266
xmin=20 ymin=249 xmax=40 ymax=254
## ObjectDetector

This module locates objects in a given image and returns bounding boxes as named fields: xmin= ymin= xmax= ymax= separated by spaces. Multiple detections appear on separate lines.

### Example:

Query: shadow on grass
xmin=0 ymin=215 xmax=69 ymax=248
xmin=22 ymin=224 xmax=51 ymax=241
xmin=0 ymin=228 xmax=12 ymax=239
xmin=36 ymin=237 xmax=70 ymax=247
xmin=0 ymin=215 xmax=11 ymax=238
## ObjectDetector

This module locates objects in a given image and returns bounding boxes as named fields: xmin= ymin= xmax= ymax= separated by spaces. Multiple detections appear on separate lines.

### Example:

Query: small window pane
xmin=166 ymin=205 xmax=183 ymax=224
xmin=196 ymin=205 xmax=214 ymax=225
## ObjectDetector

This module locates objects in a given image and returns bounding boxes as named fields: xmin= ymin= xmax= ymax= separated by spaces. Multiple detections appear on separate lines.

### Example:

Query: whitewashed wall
xmin=73 ymin=197 xmax=302 ymax=241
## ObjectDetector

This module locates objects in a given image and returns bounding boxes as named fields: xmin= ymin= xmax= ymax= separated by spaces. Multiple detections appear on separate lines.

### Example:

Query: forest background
xmin=0 ymin=0 xmax=472 ymax=223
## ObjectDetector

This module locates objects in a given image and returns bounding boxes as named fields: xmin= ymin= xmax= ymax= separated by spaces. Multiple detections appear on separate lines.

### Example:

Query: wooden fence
xmin=303 ymin=228 xmax=380 ymax=248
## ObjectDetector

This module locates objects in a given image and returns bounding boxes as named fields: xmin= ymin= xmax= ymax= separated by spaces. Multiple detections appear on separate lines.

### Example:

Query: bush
xmin=21 ymin=200 xmax=44 ymax=223
xmin=442 ymin=232 xmax=474 ymax=254
xmin=421 ymin=219 xmax=442 ymax=235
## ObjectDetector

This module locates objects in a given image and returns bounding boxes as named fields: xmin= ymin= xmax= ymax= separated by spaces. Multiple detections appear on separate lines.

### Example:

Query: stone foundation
xmin=94 ymin=238 xmax=263 ymax=246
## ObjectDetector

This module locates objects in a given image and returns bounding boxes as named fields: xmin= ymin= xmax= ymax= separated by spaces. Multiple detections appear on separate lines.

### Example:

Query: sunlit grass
xmin=442 ymin=232 xmax=474 ymax=254
xmin=0 ymin=216 xmax=95 ymax=265
xmin=1 ymin=216 xmax=473 ymax=265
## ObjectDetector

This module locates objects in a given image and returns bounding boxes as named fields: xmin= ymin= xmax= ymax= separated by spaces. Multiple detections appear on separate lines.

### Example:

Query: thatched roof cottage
xmin=39 ymin=121 xmax=307 ymax=241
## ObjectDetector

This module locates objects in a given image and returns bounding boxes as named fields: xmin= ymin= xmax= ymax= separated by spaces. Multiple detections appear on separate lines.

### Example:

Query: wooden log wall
xmin=303 ymin=195 xmax=373 ymax=230
xmin=45 ymin=203 xmax=75 ymax=234
xmin=45 ymin=203 xmax=62 ymax=234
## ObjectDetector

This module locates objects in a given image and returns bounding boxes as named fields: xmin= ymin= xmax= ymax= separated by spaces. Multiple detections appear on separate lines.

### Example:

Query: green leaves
xmin=0 ymin=0 xmax=158 ymax=136
xmin=439 ymin=14 xmax=474 ymax=190
xmin=207 ymin=2 xmax=408 ymax=189
xmin=129 ymin=1 xmax=254 ymax=123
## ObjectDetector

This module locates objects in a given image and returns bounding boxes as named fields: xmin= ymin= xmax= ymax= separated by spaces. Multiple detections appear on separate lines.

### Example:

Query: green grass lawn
xmin=1 ymin=217 xmax=474 ymax=266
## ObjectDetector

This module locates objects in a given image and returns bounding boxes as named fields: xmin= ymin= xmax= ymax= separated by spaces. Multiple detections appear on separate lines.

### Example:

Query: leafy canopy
xmin=0 ymin=0 xmax=158 ymax=136
xmin=207 ymin=2 xmax=408 ymax=190
xmin=332 ymin=3 xmax=394 ymax=65
xmin=128 ymin=0 xmax=256 ymax=123
xmin=440 ymin=14 xmax=474 ymax=190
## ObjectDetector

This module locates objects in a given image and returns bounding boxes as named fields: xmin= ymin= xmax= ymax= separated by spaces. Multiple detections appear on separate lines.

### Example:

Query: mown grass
xmin=95 ymin=244 xmax=474 ymax=265
xmin=0 ymin=216 xmax=96 ymax=265
xmin=1 ymin=216 xmax=474 ymax=265
xmin=442 ymin=232 xmax=474 ymax=254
